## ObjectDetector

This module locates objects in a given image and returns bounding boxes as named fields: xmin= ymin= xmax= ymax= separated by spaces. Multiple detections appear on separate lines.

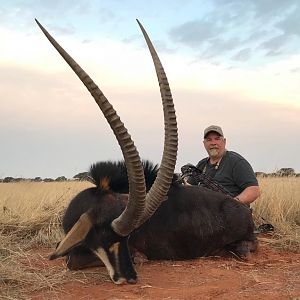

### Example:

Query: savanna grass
xmin=0 ymin=181 xmax=92 ymax=244
xmin=253 ymin=177 xmax=300 ymax=251
xmin=0 ymin=181 xmax=104 ymax=299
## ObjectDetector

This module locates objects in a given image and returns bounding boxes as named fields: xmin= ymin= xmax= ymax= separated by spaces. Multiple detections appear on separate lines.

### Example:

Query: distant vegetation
xmin=255 ymin=167 xmax=299 ymax=178
xmin=1 ymin=168 xmax=299 ymax=183
xmin=0 ymin=172 xmax=89 ymax=183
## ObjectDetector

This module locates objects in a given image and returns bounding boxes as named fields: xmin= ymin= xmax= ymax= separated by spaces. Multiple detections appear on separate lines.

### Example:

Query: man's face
xmin=203 ymin=132 xmax=226 ymax=159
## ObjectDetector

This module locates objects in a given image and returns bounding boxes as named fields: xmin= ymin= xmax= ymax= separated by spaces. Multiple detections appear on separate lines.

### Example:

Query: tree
xmin=33 ymin=177 xmax=43 ymax=182
xmin=3 ymin=177 xmax=14 ymax=183
xmin=73 ymin=172 xmax=89 ymax=181
xmin=43 ymin=178 xmax=54 ymax=182
xmin=276 ymin=168 xmax=295 ymax=177
xmin=55 ymin=176 xmax=67 ymax=182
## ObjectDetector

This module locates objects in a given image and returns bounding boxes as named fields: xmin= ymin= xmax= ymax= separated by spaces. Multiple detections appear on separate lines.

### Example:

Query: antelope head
xmin=36 ymin=19 xmax=178 ymax=283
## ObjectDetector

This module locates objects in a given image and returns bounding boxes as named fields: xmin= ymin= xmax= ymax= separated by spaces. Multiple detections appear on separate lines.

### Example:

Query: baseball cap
xmin=204 ymin=125 xmax=224 ymax=138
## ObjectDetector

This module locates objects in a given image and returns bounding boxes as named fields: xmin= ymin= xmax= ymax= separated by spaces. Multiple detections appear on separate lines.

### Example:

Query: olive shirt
xmin=195 ymin=150 xmax=258 ymax=197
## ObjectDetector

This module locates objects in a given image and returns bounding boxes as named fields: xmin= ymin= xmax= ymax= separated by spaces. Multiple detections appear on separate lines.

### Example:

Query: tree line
xmin=1 ymin=168 xmax=299 ymax=183
xmin=0 ymin=172 xmax=89 ymax=183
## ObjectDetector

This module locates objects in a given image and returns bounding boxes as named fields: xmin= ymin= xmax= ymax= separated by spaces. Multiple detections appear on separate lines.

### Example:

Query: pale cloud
xmin=276 ymin=5 xmax=300 ymax=36
xmin=163 ymin=52 xmax=300 ymax=108
xmin=169 ymin=20 xmax=219 ymax=47
xmin=0 ymin=25 xmax=160 ymax=88
xmin=259 ymin=34 xmax=290 ymax=54
xmin=2 ymin=85 xmax=300 ymax=178
xmin=232 ymin=48 xmax=252 ymax=62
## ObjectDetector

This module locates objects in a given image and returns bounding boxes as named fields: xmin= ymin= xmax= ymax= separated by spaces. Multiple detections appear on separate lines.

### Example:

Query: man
xmin=190 ymin=125 xmax=260 ymax=205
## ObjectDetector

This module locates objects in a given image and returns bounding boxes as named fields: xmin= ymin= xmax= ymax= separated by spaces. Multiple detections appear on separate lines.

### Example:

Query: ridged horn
xmin=36 ymin=19 xmax=146 ymax=236
xmin=135 ymin=20 xmax=178 ymax=225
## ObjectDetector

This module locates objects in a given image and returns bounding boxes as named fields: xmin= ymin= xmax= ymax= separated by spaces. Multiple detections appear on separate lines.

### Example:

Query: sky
xmin=0 ymin=0 xmax=300 ymax=179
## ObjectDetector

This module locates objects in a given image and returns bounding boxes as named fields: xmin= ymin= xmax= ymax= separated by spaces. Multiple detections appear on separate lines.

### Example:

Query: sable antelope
xmin=36 ymin=20 xmax=257 ymax=284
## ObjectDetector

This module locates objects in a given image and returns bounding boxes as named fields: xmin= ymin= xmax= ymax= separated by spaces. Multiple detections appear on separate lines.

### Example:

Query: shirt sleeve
xmin=196 ymin=159 xmax=207 ymax=171
xmin=232 ymin=158 xmax=258 ymax=190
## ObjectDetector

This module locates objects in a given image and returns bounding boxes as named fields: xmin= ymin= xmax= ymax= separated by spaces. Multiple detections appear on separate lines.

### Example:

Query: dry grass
xmin=253 ymin=177 xmax=300 ymax=251
xmin=0 ymin=240 xmax=108 ymax=299
xmin=0 ymin=178 xmax=299 ymax=298
xmin=0 ymin=181 xmax=92 ymax=245
xmin=0 ymin=181 xmax=98 ymax=299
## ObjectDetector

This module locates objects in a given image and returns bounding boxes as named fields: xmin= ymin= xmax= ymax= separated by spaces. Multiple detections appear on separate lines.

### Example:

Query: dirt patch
xmin=25 ymin=241 xmax=300 ymax=300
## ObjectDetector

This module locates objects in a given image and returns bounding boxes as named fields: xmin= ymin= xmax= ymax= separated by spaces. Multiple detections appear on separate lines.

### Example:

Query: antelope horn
xmin=36 ymin=19 xmax=146 ymax=236
xmin=135 ymin=20 xmax=178 ymax=225
xmin=112 ymin=20 xmax=178 ymax=229
xmin=49 ymin=212 xmax=92 ymax=259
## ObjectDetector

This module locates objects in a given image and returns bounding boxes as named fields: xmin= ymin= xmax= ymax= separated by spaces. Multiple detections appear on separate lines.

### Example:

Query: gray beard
xmin=208 ymin=149 xmax=219 ymax=157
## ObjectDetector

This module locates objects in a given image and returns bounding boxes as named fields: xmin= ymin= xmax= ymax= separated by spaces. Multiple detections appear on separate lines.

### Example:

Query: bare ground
xmin=16 ymin=238 xmax=299 ymax=300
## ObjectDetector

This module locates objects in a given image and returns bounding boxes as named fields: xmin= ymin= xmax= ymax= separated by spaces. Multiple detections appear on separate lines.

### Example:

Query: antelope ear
xmin=49 ymin=213 xmax=93 ymax=260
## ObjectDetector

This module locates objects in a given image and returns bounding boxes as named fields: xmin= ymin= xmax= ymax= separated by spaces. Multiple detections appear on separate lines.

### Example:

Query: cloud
xmin=232 ymin=48 xmax=252 ymax=61
xmin=169 ymin=20 xmax=219 ymax=47
xmin=290 ymin=67 xmax=300 ymax=73
xmin=259 ymin=34 xmax=290 ymax=53
xmin=46 ymin=24 xmax=76 ymax=36
xmin=2 ymin=85 xmax=300 ymax=178
xmin=213 ymin=0 xmax=296 ymax=18
xmin=276 ymin=5 xmax=300 ymax=36
xmin=1 ymin=41 xmax=299 ymax=178
xmin=168 ymin=0 xmax=300 ymax=64
xmin=201 ymin=37 xmax=242 ymax=60
xmin=95 ymin=6 xmax=116 ymax=24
